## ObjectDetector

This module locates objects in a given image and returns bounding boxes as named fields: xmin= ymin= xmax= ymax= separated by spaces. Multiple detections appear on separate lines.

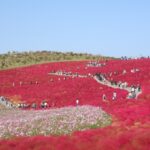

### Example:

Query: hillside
xmin=0 ymin=51 xmax=112 ymax=70
xmin=0 ymin=58 xmax=149 ymax=149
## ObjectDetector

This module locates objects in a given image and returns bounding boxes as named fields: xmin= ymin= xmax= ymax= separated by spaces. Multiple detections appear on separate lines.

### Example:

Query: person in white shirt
xmin=76 ymin=99 xmax=79 ymax=106
xmin=112 ymin=92 xmax=117 ymax=100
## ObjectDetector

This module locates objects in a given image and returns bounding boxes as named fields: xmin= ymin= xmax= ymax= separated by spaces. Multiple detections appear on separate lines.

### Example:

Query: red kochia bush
xmin=0 ymin=126 xmax=149 ymax=150
xmin=0 ymin=61 xmax=127 ymax=107
xmin=0 ymin=59 xmax=150 ymax=149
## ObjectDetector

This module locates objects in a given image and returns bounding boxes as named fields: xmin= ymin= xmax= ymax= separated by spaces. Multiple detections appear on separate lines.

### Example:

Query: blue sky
xmin=0 ymin=0 xmax=150 ymax=57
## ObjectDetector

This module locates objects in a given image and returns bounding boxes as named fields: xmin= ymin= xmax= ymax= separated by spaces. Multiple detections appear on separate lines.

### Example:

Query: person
xmin=127 ymin=92 xmax=136 ymax=99
xmin=76 ymin=99 xmax=79 ymax=106
xmin=117 ymin=81 xmax=122 ymax=87
xmin=44 ymin=101 xmax=48 ymax=108
xmin=122 ymin=69 xmax=127 ymax=75
xmin=127 ymin=92 xmax=133 ymax=99
xmin=131 ymin=69 xmax=135 ymax=73
xmin=102 ymin=94 xmax=107 ymax=101
xmin=17 ymin=103 xmax=21 ymax=108
xmin=40 ymin=101 xmax=45 ymax=108
xmin=131 ymin=86 xmax=136 ymax=93
xmin=31 ymin=103 xmax=37 ymax=109
xmin=24 ymin=103 xmax=30 ymax=109
xmin=112 ymin=92 xmax=117 ymax=100
xmin=109 ymin=72 xmax=112 ymax=77
xmin=124 ymin=82 xmax=128 ymax=88
xmin=137 ymin=84 xmax=141 ymax=92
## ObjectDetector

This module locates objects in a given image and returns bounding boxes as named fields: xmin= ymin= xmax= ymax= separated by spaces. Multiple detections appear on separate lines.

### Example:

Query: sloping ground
xmin=0 ymin=60 xmax=127 ymax=106
xmin=0 ymin=51 xmax=108 ymax=70
xmin=0 ymin=59 xmax=149 ymax=106
xmin=0 ymin=58 xmax=150 ymax=149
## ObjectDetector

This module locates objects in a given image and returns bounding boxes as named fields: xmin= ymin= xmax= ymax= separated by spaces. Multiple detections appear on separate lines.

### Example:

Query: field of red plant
xmin=0 ymin=58 xmax=150 ymax=150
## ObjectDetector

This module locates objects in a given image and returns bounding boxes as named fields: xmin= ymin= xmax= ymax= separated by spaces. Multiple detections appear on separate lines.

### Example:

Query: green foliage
xmin=0 ymin=50 xmax=113 ymax=70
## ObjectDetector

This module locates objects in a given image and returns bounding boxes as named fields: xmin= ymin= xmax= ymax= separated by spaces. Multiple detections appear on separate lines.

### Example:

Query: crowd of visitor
xmin=0 ymin=96 xmax=14 ymax=108
xmin=87 ymin=61 xmax=106 ymax=67
xmin=95 ymin=71 xmax=141 ymax=101
xmin=121 ymin=56 xmax=150 ymax=60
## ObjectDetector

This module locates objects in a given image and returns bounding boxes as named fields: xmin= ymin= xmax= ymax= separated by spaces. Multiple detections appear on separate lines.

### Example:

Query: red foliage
xmin=0 ymin=59 xmax=150 ymax=149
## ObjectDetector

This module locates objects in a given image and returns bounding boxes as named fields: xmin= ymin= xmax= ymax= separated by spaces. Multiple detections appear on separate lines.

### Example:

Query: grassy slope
xmin=0 ymin=51 xmax=113 ymax=70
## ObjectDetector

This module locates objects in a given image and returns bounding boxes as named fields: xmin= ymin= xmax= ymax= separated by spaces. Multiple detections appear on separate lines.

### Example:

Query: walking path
xmin=48 ymin=72 xmax=88 ymax=78
xmin=93 ymin=75 xmax=142 ymax=99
